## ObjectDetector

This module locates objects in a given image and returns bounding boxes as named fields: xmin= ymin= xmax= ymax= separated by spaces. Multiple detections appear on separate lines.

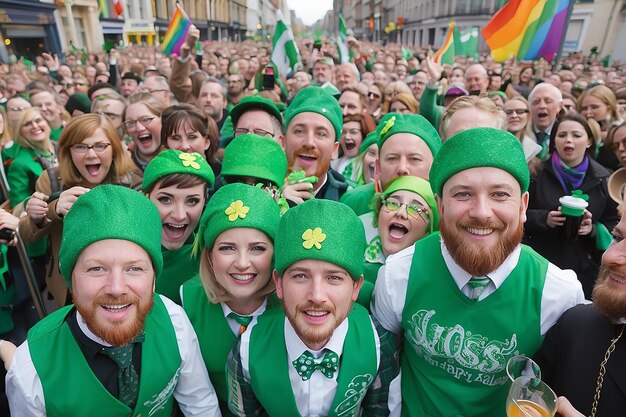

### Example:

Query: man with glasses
xmin=91 ymin=93 xmax=127 ymax=142
xmin=141 ymin=76 xmax=172 ymax=107
xmin=228 ymin=95 xmax=283 ymax=146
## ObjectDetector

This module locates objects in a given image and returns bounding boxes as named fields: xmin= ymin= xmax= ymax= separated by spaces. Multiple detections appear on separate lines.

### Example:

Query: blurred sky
xmin=286 ymin=0 xmax=333 ymax=26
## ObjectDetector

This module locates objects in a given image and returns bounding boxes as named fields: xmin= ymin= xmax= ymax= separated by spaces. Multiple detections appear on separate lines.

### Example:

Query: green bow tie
xmin=292 ymin=350 xmax=339 ymax=381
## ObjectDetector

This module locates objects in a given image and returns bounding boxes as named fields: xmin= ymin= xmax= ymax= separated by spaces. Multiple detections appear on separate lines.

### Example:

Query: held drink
xmin=507 ymin=400 xmax=552 ymax=417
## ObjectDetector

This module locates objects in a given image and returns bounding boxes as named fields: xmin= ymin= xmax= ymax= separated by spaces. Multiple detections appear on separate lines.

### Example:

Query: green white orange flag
xmin=433 ymin=22 xmax=455 ymax=65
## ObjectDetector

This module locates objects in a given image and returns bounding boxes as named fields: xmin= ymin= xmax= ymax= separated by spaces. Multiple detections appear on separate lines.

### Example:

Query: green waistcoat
xmin=28 ymin=295 xmax=182 ymax=417
xmin=400 ymin=233 xmax=546 ymax=417
xmin=246 ymin=304 xmax=378 ymax=417
xmin=158 ymin=242 xmax=199 ymax=305
xmin=181 ymin=276 xmax=237 ymax=417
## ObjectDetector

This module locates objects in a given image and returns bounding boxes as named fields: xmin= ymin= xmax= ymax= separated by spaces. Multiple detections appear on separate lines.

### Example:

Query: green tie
xmin=292 ymin=350 xmax=339 ymax=381
xmin=100 ymin=332 xmax=144 ymax=408
xmin=228 ymin=312 xmax=253 ymax=335
xmin=467 ymin=276 xmax=491 ymax=301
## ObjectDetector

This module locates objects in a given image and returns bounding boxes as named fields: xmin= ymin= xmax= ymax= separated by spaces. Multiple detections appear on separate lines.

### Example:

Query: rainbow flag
xmin=98 ymin=0 xmax=110 ymax=18
xmin=433 ymin=22 xmax=455 ymax=65
xmin=482 ymin=0 xmax=575 ymax=62
xmin=161 ymin=3 xmax=192 ymax=56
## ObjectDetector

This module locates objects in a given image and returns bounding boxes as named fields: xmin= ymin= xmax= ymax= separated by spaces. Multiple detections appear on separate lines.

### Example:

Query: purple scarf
xmin=551 ymin=152 xmax=589 ymax=193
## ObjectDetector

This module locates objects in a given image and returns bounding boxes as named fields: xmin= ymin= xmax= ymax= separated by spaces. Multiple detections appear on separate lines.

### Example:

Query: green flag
xmin=454 ymin=26 xmax=479 ymax=58
xmin=270 ymin=11 xmax=301 ymax=77
xmin=337 ymin=14 xmax=350 ymax=64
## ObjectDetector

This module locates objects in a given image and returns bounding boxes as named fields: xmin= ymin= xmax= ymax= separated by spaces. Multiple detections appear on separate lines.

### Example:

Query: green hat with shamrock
xmin=195 ymin=183 xmax=281 ymax=253
xmin=274 ymin=199 xmax=366 ymax=280
xmin=230 ymin=95 xmax=283 ymax=128
xmin=221 ymin=133 xmax=288 ymax=187
xmin=59 ymin=185 xmax=163 ymax=286
xmin=377 ymin=113 xmax=442 ymax=158
xmin=359 ymin=131 xmax=379 ymax=154
xmin=430 ymin=127 xmax=529 ymax=196
xmin=381 ymin=176 xmax=439 ymax=232
xmin=284 ymin=86 xmax=343 ymax=141
xmin=142 ymin=149 xmax=215 ymax=192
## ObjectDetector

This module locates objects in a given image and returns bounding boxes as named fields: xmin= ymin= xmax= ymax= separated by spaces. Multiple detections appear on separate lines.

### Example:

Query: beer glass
xmin=506 ymin=376 xmax=558 ymax=417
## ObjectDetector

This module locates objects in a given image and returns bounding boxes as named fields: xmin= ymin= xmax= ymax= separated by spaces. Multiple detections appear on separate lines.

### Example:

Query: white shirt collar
xmin=285 ymin=315 xmax=349 ymax=360
xmin=76 ymin=310 xmax=113 ymax=347
xmin=440 ymin=236 xmax=522 ymax=290
xmin=220 ymin=298 xmax=268 ymax=319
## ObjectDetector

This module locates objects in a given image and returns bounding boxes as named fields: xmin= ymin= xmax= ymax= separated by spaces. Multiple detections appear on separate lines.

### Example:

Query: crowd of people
xmin=0 ymin=25 xmax=624 ymax=416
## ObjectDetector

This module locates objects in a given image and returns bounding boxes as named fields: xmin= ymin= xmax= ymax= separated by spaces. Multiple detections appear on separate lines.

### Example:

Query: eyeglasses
xmin=368 ymin=92 xmax=381 ymax=99
xmin=23 ymin=117 xmax=46 ymax=129
xmin=504 ymin=109 xmax=529 ymax=116
xmin=342 ymin=128 xmax=361 ymax=137
xmin=123 ymin=116 xmax=156 ymax=130
xmin=71 ymin=142 xmax=111 ymax=153
xmin=382 ymin=197 xmax=429 ymax=223
xmin=96 ymin=111 xmax=122 ymax=121
xmin=74 ymin=81 xmax=87 ymax=86
xmin=234 ymin=127 xmax=274 ymax=138
xmin=145 ymin=88 xmax=169 ymax=94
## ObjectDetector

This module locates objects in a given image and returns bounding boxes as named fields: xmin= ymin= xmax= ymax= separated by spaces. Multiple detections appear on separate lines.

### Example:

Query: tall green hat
xmin=377 ymin=113 xmax=442 ymax=158
xmin=430 ymin=127 xmax=529 ymax=196
xmin=142 ymin=149 xmax=215 ymax=192
xmin=284 ymin=86 xmax=343 ymax=141
xmin=359 ymin=131 xmax=379 ymax=154
xmin=221 ymin=133 xmax=288 ymax=187
xmin=382 ymin=176 xmax=439 ymax=232
xmin=59 ymin=185 xmax=163 ymax=286
xmin=230 ymin=95 xmax=283 ymax=128
xmin=274 ymin=199 xmax=366 ymax=279
xmin=195 ymin=183 xmax=281 ymax=253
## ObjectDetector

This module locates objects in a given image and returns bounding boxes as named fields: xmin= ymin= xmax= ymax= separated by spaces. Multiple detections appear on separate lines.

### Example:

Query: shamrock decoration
xmin=380 ymin=116 xmax=396 ymax=136
xmin=571 ymin=189 xmax=589 ymax=201
xmin=302 ymin=227 xmax=326 ymax=250
xmin=288 ymin=170 xmax=318 ymax=185
xmin=225 ymin=200 xmax=250 ymax=221
xmin=179 ymin=153 xmax=200 ymax=169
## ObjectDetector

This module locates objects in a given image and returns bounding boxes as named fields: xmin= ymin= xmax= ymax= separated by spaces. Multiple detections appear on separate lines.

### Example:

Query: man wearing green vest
xmin=7 ymin=185 xmax=221 ymax=417
xmin=227 ymin=199 xmax=400 ymax=417
xmin=372 ymin=128 xmax=585 ymax=417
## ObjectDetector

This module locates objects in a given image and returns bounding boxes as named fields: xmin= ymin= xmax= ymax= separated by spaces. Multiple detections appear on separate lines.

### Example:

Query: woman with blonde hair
xmin=382 ymin=81 xmax=412 ymax=114
xmin=181 ymin=182 xmax=280 ymax=417
xmin=578 ymin=84 xmax=622 ymax=139
xmin=389 ymin=92 xmax=419 ymax=114
xmin=20 ymin=113 xmax=141 ymax=306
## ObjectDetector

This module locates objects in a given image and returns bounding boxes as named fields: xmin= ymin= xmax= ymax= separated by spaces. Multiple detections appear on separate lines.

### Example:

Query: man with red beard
xmin=6 ymin=185 xmax=221 ymax=417
xmin=372 ymin=127 xmax=584 ymax=417
xmin=534 ymin=210 xmax=626 ymax=417
xmin=227 ymin=199 xmax=400 ymax=417
xmin=281 ymin=86 xmax=350 ymax=205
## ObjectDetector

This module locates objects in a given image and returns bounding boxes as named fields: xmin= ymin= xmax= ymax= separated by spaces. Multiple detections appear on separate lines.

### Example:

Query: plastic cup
xmin=559 ymin=195 xmax=588 ymax=241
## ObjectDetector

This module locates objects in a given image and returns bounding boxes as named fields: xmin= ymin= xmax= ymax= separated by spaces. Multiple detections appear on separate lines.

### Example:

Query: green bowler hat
xmin=274 ymin=199 xmax=366 ymax=280
xmin=284 ymin=86 xmax=343 ymax=141
xmin=430 ymin=127 xmax=529 ymax=196
xmin=196 ymin=183 xmax=281 ymax=253
xmin=59 ymin=185 xmax=163 ymax=286
xmin=377 ymin=112 xmax=442 ymax=158
xmin=230 ymin=95 xmax=283 ymax=128
xmin=142 ymin=149 xmax=215 ymax=192
xmin=222 ymin=133 xmax=288 ymax=187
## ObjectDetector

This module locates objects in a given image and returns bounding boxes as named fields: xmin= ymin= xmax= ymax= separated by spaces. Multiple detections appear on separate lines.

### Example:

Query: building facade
xmin=0 ymin=0 xmax=62 ymax=58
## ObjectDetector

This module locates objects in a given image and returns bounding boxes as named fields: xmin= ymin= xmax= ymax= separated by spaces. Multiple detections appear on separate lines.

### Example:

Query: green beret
xmin=377 ymin=113 xmax=442 ymax=158
xmin=382 ymin=176 xmax=439 ymax=232
xmin=359 ymin=131 xmax=379 ymax=154
xmin=59 ymin=185 xmax=163 ymax=286
xmin=430 ymin=127 xmax=529 ymax=196
xmin=142 ymin=149 xmax=215 ymax=192
xmin=274 ymin=199 xmax=366 ymax=280
xmin=196 ymin=183 xmax=281 ymax=253
xmin=230 ymin=95 xmax=283 ymax=128
xmin=284 ymin=87 xmax=343 ymax=141
xmin=222 ymin=134 xmax=287 ymax=187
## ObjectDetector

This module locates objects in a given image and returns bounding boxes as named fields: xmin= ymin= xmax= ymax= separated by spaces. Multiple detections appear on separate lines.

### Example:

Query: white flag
xmin=271 ymin=11 xmax=301 ymax=77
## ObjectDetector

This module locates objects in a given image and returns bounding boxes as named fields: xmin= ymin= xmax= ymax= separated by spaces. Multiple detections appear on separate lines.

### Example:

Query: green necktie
xmin=467 ymin=276 xmax=491 ymax=301
xmin=228 ymin=312 xmax=253 ymax=335
xmin=100 ymin=332 xmax=144 ymax=408
xmin=292 ymin=350 xmax=339 ymax=381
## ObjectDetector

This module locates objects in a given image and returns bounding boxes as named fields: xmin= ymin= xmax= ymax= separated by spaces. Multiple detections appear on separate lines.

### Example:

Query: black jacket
xmin=524 ymin=158 xmax=619 ymax=297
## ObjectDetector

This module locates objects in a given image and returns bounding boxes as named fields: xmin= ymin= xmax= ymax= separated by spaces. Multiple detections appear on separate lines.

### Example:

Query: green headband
xmin=382 ymin=176 xmax=439 ymax=232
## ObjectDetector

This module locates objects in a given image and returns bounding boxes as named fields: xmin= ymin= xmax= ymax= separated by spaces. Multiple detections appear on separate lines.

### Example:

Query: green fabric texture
xmin=158 ymin=242 xmax=198 ymax=305
xmin=382 ymin=176 xmax=439 ymax=232
xmin=229 ymin=95 xmax=282 ymax=127
xmin=340 ymin=182 xmax=376 ymax=216
xmin=274 ymin=199 xmax=366 ymax=279
xmin=196 ymin=183 xmax=281 ymax=253
xmin=283 ymin=86 xmax=343 ymax=141
xmin=377 ymin=113 xmax=442 ymax=158
xmin=59 ymin=184 xmax=163 ymax=286
xmin=142 ymin=149 xmax=215 ymax=191
xmin=359 ymin=131 xmax=378 ymax=154
xmin=430 ymin=127 xmax=530 ymax=196
xmin=221 ymin=133 xmax=288 ymax=187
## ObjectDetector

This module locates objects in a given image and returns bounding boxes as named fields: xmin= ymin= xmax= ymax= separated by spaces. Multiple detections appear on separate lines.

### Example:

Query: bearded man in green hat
xmin=7 ymin=185 xmax=221 ymax=417
xmin=227 ymin=199 xmax=400 ymax=417
xmin=372 ymin=127 xmax=585 ymax=417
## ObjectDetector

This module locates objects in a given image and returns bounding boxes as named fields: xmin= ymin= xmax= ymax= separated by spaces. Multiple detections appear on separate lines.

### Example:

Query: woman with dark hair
xmin=331 ymin=113 xmax=377 ymax=186
xmin=525 ymin=112 xmax=619 ymax=297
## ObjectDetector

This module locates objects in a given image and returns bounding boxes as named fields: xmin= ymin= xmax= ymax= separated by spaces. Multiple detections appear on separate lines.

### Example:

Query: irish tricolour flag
xmin=433 ymin=22 xmax=456 ymax=65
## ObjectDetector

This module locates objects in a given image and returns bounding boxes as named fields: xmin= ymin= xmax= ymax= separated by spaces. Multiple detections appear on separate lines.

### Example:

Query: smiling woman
xmin=18 ymin=113 xmax=142 ymax=307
